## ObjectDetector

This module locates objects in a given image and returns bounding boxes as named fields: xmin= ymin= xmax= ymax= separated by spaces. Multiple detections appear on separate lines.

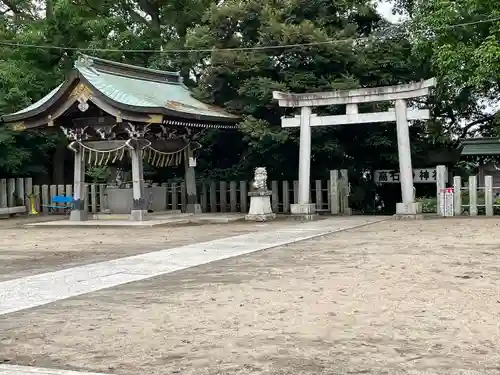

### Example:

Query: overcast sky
xmin=376 ymin=1 xmax=404 ymax=23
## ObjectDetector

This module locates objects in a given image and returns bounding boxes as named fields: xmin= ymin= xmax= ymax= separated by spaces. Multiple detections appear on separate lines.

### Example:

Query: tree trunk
xmin=52 ymin=142 xmax=66 ymax=185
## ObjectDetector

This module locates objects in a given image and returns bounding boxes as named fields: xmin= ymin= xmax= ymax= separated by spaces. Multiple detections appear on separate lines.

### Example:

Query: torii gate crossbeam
xmin=273 ymin=78 xmax=436 ymax=219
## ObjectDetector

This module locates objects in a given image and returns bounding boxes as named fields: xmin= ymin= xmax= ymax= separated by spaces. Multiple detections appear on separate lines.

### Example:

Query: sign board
xmin=188 ymin=157 xmax=197 ymax=167
xmin=374 ymin=168 xmax=448 ymax=184
xmin=439 ymin=188 xmax=454 ymax=217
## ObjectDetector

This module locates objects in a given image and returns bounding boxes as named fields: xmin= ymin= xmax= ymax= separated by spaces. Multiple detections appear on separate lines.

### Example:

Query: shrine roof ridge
xmin=459 ymin=137 xmax=500 ymax=156
xmin=75 ymin=54 xmax=182 ymax=84
xmin=459 ymin=137 xmax=500 ymax=144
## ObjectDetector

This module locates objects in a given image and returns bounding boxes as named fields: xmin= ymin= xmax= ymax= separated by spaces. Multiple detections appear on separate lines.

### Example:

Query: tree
xmin=394 ymin=0 xmax=500 ymax=139
xmin=185 ymin=0 xmax=434 ymax=182
xmin=0 ymin=0 xmax=462 ymax=194
xmin=0 ymin=0 xmax=62 ymax=177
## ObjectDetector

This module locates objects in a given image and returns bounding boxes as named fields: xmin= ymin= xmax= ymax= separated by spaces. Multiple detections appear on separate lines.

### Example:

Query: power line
xmin=0 ymin=38 xmax=363 ymax=52
xmin=0 ymin=16 xmax=498 ymax=53
xmin=433 ymin=16 xmax=500 ymax=30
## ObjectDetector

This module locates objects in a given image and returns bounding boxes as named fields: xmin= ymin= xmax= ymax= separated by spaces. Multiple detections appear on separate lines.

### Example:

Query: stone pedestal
xmin=290 ymin=203 xmax=317 ymax=221
xmin=394 ymin=202 xmax=423 ymax=220
xmin=105 ymin=186 xmax=167 ymax=214
xmin=186 ymin=203 xmax=202 ymax=214
xmin=70 ymin=209 xmax=88 ymax=221
xmin=130 ymin=208 xmax=147 ymax=221
xmin=245 ymin=191 xmax=276 ymax=222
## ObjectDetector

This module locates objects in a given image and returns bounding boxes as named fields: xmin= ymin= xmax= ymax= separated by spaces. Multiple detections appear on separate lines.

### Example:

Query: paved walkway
xmin=0 ymin=217 xmax=383 ymax=317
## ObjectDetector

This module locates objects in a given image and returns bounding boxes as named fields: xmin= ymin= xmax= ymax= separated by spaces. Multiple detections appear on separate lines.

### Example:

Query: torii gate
xmin=273 ymin=78 xmax=436 ymax=218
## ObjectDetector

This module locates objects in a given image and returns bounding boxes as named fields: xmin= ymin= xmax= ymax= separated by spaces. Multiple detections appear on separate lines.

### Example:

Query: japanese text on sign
xmin=374 ymin=168 xmax=443 ymax=184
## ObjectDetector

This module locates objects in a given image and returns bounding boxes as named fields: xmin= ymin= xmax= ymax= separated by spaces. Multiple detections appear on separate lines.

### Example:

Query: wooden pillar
xmin=129 ymin=142 xmax=146 ymax=221
xmin=69 ymin=145 xmax=88 ymax=221
xmin=184 ymin=145 xmax=201 ymax=214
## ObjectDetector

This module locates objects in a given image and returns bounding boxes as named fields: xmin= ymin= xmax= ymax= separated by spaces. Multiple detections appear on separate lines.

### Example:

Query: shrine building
xmin=0 ymin=54 xmax=239 ymax=221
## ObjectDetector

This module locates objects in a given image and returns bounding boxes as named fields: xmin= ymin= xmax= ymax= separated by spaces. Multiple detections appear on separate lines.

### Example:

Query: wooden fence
xmin=0 ymin=178 xmax=33 ymax=213
xmin=451 ymin=175 xmax=500 ymax=216
xmin=0 ymin=177 xmax=346 ymax=214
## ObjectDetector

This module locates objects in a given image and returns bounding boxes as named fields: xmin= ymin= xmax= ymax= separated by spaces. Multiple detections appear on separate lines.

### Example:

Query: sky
xmin=375 ymin=0 xmax=404 ymax=23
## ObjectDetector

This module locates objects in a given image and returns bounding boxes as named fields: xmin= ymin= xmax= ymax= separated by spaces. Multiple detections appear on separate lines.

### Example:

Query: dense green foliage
xmin=0 ymin=0 xmax=498 ymax=195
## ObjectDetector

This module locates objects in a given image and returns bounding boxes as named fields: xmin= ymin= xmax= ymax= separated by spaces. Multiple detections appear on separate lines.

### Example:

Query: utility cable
xmin=0 ymin=16 xmax=498 ymax=53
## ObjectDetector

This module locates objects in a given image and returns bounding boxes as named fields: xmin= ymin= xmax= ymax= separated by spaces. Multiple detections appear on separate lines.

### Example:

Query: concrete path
xmin=0 ymin=365 xmax=109 ymax=375
xmin=0 ymin=217 xmax=383 ymax=316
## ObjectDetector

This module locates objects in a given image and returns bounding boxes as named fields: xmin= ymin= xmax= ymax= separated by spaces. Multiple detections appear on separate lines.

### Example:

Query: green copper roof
xmin=75 ymin=55 xmax=236 ymax=119
xmin=11 ymin=83 xmax=64 ymax=116
xmin=2 ymin=54 xmax=238 ymax=124
xmin=77 ymin=65 xmax=232 ymax=119
xmin=460 ymin=138 xmax=500 ymax=155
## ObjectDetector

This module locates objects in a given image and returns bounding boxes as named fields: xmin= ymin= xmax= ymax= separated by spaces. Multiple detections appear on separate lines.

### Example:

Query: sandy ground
xmin=1 ymin=218 xmax=500 ymax=375
xmin=0 ymin=216 xmax=295 ymax=281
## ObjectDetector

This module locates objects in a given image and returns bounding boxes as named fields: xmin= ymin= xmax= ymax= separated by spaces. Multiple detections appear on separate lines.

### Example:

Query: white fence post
xmin=485 ymin=175 xmax=493 ymax=216
xmin=329 ymin=170 xmax=339 ymax=215
xmin=469 ymin=175 xmax=477 ymax=216
xmin=453 ymin=176 xmax=462 ymax=216
xmin=339 ymin=169 xmax=351 ymax=215
xmin=436 ymin=165 xmax=447 ymax=216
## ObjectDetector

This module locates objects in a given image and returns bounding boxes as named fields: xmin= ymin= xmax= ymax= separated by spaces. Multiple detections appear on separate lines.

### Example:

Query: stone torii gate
xmin=273 ymin=78 xmax=436 ymax=219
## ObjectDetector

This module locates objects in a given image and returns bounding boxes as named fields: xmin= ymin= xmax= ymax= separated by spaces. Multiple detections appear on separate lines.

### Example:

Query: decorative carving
xmin=252 ymin=167 xmax=268 ymax=191
xmin=61 ymin=126 xmax=75 ymax=140
xmin=60 ymin=126 xmax=89 ymax=141
xmin=78 ymin=101 xmax=89 ymax=112
xmin=149 ymin=124 xmax=180 ymax=140
xmin=70 ymin=83 xmax=92 ymax=112
xmin=124 ymin=122 xmax=146 ymax=139
xmin=47 ymin=115 xmax=54 ymax=127
xmin=95 ymin=126 xmax=116 ymax=140
xmin=11 ymin=122 xmax=25 ymax=131
xmin=96 ymin=128 xmax=106 ymax=140
xmin=158 ymin=125 xmax=168 ymax=137
xmin=71 ymin=83 xmax=92 ymax=99
xmin=147 ymin=114 xmax=163 ymax=124
xmin=75 ymin=54 xmax=94 ymax=68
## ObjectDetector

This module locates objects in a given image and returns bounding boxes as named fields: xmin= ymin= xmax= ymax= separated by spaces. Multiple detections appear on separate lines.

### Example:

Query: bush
xmin=416 ymin=196 xmax=437 ymax=213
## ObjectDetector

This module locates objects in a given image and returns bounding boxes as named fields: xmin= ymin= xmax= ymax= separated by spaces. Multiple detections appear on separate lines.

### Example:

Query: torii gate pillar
xmin=273 ymin=78 xmax=436 ymax=219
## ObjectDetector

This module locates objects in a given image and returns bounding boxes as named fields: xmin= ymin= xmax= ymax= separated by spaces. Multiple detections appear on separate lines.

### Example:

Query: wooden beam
xmin=281 ymin=109 xmax=430 ymax=128
xmin=73 ymin=116 xmax=117 ymax=127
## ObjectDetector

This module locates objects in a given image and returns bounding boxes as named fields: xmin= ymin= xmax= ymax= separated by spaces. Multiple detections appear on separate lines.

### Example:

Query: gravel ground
xmin=0 ymin=218 xmax=499 ymax=375
xmin=0 ymin=216 xmax=295 ymax=281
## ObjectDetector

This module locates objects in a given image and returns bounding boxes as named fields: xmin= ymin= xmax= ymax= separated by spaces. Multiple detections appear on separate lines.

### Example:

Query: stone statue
xmin=246 ymin=166 xmax=275 ymax=222
xmin=252 ymin=167 xmax=268 ymax=191
xmin=115 ymin=168 xmax=124 ymax=187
